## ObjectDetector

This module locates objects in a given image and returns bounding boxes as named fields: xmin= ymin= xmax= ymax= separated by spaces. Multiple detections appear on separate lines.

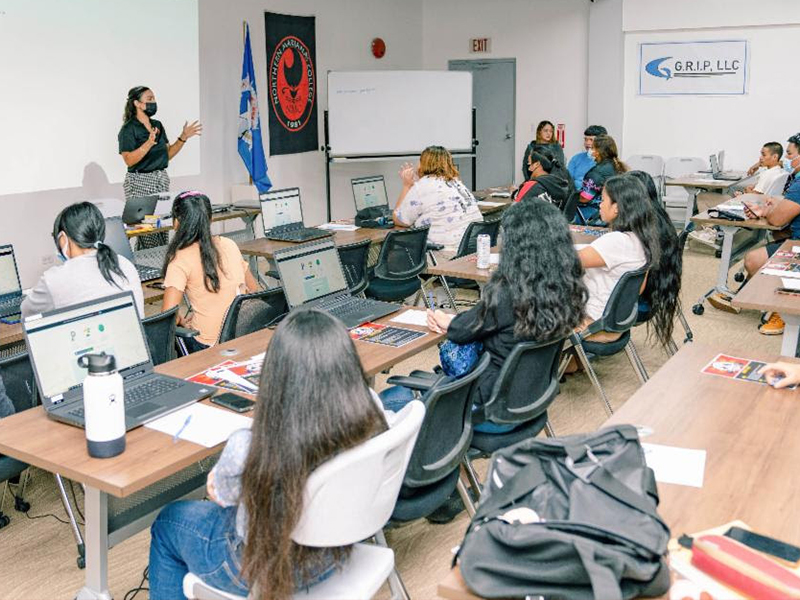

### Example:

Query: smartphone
xmin=210 ymin=393 xmax=255 ymax=413
xmin=775 ymin=287 xmax=800 ymax=297
xmin=725 ymin=526 xmax=800 ymax=565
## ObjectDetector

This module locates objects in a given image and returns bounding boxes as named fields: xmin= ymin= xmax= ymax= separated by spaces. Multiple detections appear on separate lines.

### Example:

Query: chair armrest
xmin=426 ymin=241 xmax=445 ymax=251
xmin=409 ymin=369 xmax=439 ymax=379
xmin=385 ymin=375 xmax=442 ymax=392
xmin=265 ymin=270 xmax=281 ymax=280
xmin=175 ymin=327 xmax=200 ymax=339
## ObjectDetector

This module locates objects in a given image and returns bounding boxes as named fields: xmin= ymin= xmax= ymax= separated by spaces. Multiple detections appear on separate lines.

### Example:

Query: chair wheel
xmin=77 ymin=556 xmax=86 ymax=569
xmin=14 ymin=497 xmax=30 ymax=513
xmin=0 ymin=515 xmax=9 ymax=528
xmin=734 ymin=272 xmax=745 ymax=283
xmin=692 ymin=304 xmax=704 ymax=316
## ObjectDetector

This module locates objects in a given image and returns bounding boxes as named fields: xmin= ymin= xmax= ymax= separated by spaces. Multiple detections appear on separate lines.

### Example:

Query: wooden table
xmin=473 ymin=186 xmax=514 ymax=215
xmin=690 ymin=208 xmax=781 ymax=313
xmin=439 ymin=342 xmax=800 ymax=600
xmin=125 ymin=207 xmax=260 ymax=239
xmin=666 ymin=174 xmax=748 ymax=227
xmin=238 ymin=225 xmax=400 ymax=259
xmin=0 ymin=307 xmax=440 ymax=600
xmin=733 ymin=239 xmax=800 ymax=356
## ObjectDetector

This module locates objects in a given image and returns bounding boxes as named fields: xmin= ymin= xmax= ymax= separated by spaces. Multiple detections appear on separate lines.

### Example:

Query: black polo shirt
xmin=118 ymin=118 xmax=170 ymax=173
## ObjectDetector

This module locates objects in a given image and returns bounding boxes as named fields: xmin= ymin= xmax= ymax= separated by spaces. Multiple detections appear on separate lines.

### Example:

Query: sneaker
xmin=759 ymin=313 xmax=785 ymax=335
xmin=689 ymin=227 xmax=721 ymax=248
xmin=707 ymin=293 xmax=741 ymax=314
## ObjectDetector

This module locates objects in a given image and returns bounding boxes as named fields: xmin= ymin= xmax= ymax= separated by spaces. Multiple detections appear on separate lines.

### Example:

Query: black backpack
xmin=457 ymin=425 xmax=671 ymax=600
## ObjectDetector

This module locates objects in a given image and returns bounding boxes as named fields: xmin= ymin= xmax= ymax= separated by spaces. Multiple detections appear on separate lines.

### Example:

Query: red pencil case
xmin=691 ymin=534 xmax=800 ymax=599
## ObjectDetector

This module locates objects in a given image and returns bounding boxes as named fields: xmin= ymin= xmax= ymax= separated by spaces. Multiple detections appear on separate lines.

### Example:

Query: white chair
xmin=626 ymin=154 xmax=665 ymax=194
xmin=765 ymin=172 xmax=790 ymax=196
xmin=182 ymin=401 xmax=426 ymax=600
xmin=663 ymin=156 xmax=708 ymax=226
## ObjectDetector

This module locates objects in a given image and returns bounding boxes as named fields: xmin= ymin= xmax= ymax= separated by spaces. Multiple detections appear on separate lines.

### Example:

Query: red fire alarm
xmin=371 ymin=37 xmax=386 ymax=59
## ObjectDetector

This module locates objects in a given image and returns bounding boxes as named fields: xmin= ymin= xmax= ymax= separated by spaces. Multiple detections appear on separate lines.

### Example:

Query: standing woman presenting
xmin=118 ymin=86 xmax=201 ymax=246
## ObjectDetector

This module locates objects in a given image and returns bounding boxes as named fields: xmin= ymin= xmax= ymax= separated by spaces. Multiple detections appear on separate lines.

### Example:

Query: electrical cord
xmin=124 ymin=566 xmax=149 ymax=600
xmin=68 ymin=479 xmax=85 ymax=523
xmin=24 ymin=509 xmax=83 ymax=527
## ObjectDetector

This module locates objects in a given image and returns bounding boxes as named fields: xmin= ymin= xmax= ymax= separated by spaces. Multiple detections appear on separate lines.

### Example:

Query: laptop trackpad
xmin=128 ymin=402 xmax=161 ymax=418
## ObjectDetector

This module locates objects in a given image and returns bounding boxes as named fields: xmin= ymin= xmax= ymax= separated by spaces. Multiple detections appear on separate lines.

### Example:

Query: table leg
xmin=781 ymin=315 xmax=800 ymax=358
xmin=683 ymin=186 xmax=699 ymax=229
xmin=715 ymin=225 xmax=737 ymax=293
xmin=75 ymin=486 xmax=111 ymax=600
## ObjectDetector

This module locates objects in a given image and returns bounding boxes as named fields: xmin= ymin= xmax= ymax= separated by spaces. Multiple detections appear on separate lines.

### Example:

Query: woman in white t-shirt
xmin=393 ymin=145 xmax=483 ymax=254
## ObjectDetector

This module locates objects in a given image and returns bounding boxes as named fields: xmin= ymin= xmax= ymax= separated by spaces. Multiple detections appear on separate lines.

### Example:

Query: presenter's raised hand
xmin=147 ymin=127 xmax=159 ymax=146
xmin=181 ymin=120 xmax=203 ymax=140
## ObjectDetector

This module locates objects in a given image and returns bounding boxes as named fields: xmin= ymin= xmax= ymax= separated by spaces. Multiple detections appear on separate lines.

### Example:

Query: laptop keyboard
xmin=316 ymin=295 xmax=375 ymax=319
xmin=68 ymin=378 xmax=182 ymax=419
xmin=0 ymin=296 xmax=22 ymax=314
xmin=269 ymin=228 xmax=330 ymax=242
xmin=135 ymin=264 xmax=162 ymax=281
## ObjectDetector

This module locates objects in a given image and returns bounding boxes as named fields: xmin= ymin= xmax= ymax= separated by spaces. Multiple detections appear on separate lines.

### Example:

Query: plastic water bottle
xmin=476 ymin=234 xmax=491 ymax=269
xmin=78 ymin=353 xmax=126 ymax=458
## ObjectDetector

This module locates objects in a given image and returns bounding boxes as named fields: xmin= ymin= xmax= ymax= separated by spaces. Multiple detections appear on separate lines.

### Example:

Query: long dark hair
xmin=52 ymin=202 xmax=127 ymax=288
xmin=163 ymin=191 xmax=222 ymax=292
xmin=626 ymin=171 xmax=681 ymax=348
xmin=593 ymin=135 xmax=627 ymax=174
xmin=475 ymin=200 xmax=587 ymax=340
xmin=535 ymin=120 xmax=555 ymax=144
xmin=240 ymin=308 xmax=387 ymax=600
xmin=529 ymin=146 xmax=571 ymax=185
xmin=123 ymin=86 xmax=149 ymax=123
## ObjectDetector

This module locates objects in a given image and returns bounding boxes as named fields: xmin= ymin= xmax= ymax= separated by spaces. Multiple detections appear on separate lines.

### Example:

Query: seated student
xmin=21 ymin=202 xmax=144 ymax=318
xmin=735 ymin=142 xmax=785 ymax=195
xmin=626 ymin=171 xmax=682 ymax=348
xmin=568 ymin=125 xmax=607 ymax=191
xmin=515 ymin=147 xmax=571 ymax=208
xmin=577 ymin=175 xmax=662 ymax=342
xmin=381 ymin=200 xmax=588 ymax=430
xmin=577 ymin=134 xmax=628 ymax=224
xmin=148 ymin=308 xmax=389 ymax=600
xmin=721 ymin=134 xmax=800 ymax=334
xmin=394 ymin=145 xmax=483 ymax=255
xmin=161 ymin=191 xmax=259 ymax=353
xmin=522 ymin=120 xmax=565 ymax=180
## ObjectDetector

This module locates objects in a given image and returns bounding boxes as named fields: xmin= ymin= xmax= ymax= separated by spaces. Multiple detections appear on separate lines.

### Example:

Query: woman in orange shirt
xmin=161 ymin=191 xmax=259 ymax=353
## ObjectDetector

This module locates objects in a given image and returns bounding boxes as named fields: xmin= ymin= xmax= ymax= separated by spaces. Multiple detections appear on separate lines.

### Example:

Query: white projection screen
xmin=0 ymin=0 xmax=200 ymax=196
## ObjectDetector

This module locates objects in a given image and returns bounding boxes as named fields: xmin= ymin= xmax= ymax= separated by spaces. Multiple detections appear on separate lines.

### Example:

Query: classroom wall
xmin=620 ymin=0 xmax=800 ymax=168
xmin=587 ymin=0 xmax=623 ymax=142
xmin=420 ymin=0 xmax=590 ymax=185
xmin=2 ymin=0 xmax=423 ymax=287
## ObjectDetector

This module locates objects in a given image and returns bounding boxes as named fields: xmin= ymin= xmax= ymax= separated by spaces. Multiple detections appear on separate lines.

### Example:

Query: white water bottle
xmin=476 ymin=234 xmax=491 ymax=269
xmin=78 ymin=353 xmax=126 ymax=458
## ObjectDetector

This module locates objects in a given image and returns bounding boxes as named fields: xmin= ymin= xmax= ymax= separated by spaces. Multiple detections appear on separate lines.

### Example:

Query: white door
xmin=449 ymin=59 xmax=516 ymax=190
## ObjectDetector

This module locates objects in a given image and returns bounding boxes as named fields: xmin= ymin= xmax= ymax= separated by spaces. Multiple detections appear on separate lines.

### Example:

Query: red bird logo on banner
xmin=269 ymin=35 xmax=315 ymax=132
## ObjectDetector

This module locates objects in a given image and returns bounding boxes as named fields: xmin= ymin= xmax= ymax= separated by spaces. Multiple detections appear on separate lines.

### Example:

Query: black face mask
xmin=144 ymin=102 xmax=158 ymax=117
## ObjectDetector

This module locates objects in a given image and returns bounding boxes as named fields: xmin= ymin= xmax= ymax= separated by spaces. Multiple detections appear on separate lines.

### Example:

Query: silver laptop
xmin=711 ymin=152 xmax=743 ymax=181
xmin=274 ymin=238 xmax=400 ymax=329
xmin=103 ymin=217 xmax=162 ymax=282
xmin=0 ymin=245 xmax=23 ymax=318
xmin=23 ymin=292 xmax=213 ymax=430
xmin=352 ymin=176 xmax=390 ymax=212
xmin=260 ymin=187 xmax=333 ymax=243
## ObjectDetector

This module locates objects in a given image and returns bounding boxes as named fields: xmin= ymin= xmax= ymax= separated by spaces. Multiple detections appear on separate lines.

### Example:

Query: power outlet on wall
xmin=41 ymin=254 xmax=57 ymax=269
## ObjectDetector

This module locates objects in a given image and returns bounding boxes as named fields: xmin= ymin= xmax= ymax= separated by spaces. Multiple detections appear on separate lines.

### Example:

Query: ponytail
xmin=52 ymin=203 xmax=128 ymax=288
xmin=124 ymin=85 xmax=150 ymax=123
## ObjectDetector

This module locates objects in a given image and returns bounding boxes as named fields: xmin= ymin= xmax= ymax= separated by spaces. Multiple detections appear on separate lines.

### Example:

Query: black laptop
xmin=122 ymin=195 xmax=160 ymax=225
xmin=23 ymin=292 xmax=213 ymax=430
xmin=274 ymin=238 xmax=400 ymax=328
xmin=0 ymin=245 xmax=24 ymax=318
xmin=104 ymin=217 xmax=162 ymax=282
xmin=260 ymin=187 xmax=333 ymax=243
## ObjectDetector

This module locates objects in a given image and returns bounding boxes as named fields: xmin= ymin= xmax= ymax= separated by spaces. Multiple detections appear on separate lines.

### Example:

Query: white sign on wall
xmin=639 ymin=40 xmax=748 ymax=96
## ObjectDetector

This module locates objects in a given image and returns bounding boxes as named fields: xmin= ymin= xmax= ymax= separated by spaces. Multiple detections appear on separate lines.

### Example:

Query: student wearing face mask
xmin=21 ymin=202 xmax=144 ymax=319
xmin=568 ymin=125 xmax=607 ymax=191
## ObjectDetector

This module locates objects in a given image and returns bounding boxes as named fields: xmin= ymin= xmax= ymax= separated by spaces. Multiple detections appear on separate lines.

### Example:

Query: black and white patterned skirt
xmin=123 ymin=169 xmax=170 ymax=249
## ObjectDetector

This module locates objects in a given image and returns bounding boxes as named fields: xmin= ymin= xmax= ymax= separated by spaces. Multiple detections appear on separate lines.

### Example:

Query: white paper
xmin=641 ymin=443 xmax=706 ymax=488
xmin=781 ymin=278 xmax=800 ymax=290
xmin=317 ymin=222 xmax=359 ymax=231
xmin=793 ymin=246 xmax=800 ymax=254
xmin=489 ymin=192 xmax=511 ymax=198
xmin=489 ymin=253 xmax=500 ymax=265
xmin=389 ymin=310 xmax=429 ymax=327
xmin=763 ymin=268 xmax=800 ymax=279
xmin=477 ymin=200 xmax=505 ymax=207
xmin=145 ymin=403 xmax=253 ymax=447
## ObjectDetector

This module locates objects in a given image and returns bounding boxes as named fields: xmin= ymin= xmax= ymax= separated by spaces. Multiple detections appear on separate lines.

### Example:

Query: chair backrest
xmin=133 ymin=244 xmax=169 ymax=270
xmin=0 ymin=352 xmax=37 ymax=412
xmin=220 ymin=228 xmax=256 ymax=245
xmin=291 ymin=400 xmax=425 ymax=547
xmin=337 ymin=239 xmax=372 ymax=296
xmin=217 ymin=288 xmax=288 ymax=344
xmin=483 ymin=338 xmax=565 ymax=425
xmin=626 ymin=155 xmax=665 ymax=179
xmin=142 ymin=306 xmax=179 ymax=366
xmin=403 ymin=353 xmax=491 ymax=488
xmin=597 ymin=266 xmax=649 ymax=333
xmin=562 ymin=189 xmax=581 ymax=223
xmin=454 ymin=219 xmax=501 ymax=259
xmin=766 ymin=172 xmax=791 ymax=196
xmin=664 ymin=156 xmax=707 ymax=179
xmin=373 ymin=226 xmax=430 ymax=281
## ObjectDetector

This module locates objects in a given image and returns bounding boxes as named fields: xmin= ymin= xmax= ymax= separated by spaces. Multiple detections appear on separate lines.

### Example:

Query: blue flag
xmin=238 ymin=24 xmax=271 ymax=193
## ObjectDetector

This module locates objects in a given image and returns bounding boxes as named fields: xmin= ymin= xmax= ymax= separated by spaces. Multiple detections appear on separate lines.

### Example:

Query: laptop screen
xmin=0 ymin=245 xmax=21 ymax=298
xmin=352 ymin=176 xmax=389 ymax=212
xmin=275 ymin=240 xmax=348 ymax=308
xmin=24 ymin=293 xmax=150 ymax=401
xmin=103 ymin=217 xmax=135 ymax=261
xmin=710 ymin=154 xmax=720 ymax=174
xmin=260 ymin=188 xmax=303 ymax=231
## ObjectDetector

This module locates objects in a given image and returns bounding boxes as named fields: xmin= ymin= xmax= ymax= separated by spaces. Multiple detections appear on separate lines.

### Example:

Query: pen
xmin=173 ymin=415 xmax=192 ymax=443
xmin=428 ymin=291 xmax=435 ymax=310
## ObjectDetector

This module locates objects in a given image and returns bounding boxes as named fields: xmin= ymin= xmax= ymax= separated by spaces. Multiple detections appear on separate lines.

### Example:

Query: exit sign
xmin=470 ymin=38 xmax=491 ymax=53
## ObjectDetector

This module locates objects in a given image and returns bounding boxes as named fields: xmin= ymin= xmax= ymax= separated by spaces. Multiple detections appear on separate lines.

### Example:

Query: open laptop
xmin=260 ymin=187 xmax=333 ymax=243
xmin=352 ymin=175 xmax=390 ymax=212
xmin=711 ymin=152 xmax=744 ymax=181
xmin=23 ymin=292 xmax=213 ymax=430
xmin=274 ymin=238 xmax=400 ymax=329
xmin=103 ymin=217 xmax=163 ymax=282
xmin=122 ymin=195 xmax=160 ymax=225
xmin=0 ymin=245 xmax=23 ymax=318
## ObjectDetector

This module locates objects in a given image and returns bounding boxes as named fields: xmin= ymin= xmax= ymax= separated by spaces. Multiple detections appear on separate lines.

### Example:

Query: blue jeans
xmin=149 ymin=500 xmax=249 ymax=600
xmin=379 ymin=386 xmax=516 ymax=434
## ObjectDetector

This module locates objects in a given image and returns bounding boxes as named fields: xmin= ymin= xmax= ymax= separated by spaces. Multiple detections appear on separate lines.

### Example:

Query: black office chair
xmin=562 ymin=189 xmax=582 ymax=224
xmin=142 ymin=306 xmax=179 ymax=366
xmin=365 ymin=226 xmax=431 ymax=306
xmin=461 ymin=338 xmax=566 ymax=497
xmin=385 ymin=353 xmax=490 ymax=521
xmin=217 ymin=288 xmax=288 ymax=344
xmin=0 ymin=352 xmax=36 ymax=528
xmin=563 ymin=267 xmax=650 ymax=417
xmin=337 ymin=239 xmax=372 ymax=297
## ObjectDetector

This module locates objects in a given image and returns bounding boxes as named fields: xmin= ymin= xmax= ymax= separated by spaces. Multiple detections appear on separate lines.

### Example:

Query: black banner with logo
xmin=264 ymin=12 xmax=318 ymax=155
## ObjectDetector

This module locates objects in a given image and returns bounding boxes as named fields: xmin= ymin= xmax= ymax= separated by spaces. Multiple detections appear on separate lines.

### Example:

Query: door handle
xmin=504 ymin=133 xmax=512 ymax=140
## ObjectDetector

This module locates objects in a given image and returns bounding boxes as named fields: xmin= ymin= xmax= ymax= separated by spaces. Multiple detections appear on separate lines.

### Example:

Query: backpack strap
xmin=574 ymin=541 xmax=623 ymax=600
